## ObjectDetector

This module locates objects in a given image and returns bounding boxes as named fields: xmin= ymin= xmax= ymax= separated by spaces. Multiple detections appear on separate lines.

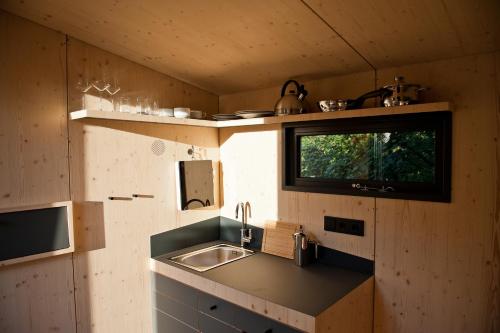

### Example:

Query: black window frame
xmin=282 ymin=111 xmax=452 ymax=202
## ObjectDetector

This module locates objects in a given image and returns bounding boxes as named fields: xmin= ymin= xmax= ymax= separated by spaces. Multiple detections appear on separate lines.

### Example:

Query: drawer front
xmin=199 ymin=313 xmax=239 ymax=333
xmin=235 ymin=308 xmax=301 ymax=333
xmin=154 ymin=309 xmax=198 ymax=333
xmin=198 ymin=292 xmax=238 ymax=327
xmin=153 ymin=273 xmax=198 ymax=308
xmin=154 ymin=291 xmax=199 ymax=329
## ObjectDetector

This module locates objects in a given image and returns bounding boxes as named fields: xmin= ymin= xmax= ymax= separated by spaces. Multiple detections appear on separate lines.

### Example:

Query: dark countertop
xmin=153 ymin=241 xmax=372 ymax=317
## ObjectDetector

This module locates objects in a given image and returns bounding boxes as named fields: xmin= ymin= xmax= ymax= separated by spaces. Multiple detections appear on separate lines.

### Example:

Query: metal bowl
xmin=317 ymin=99 xmax=347 ymax=112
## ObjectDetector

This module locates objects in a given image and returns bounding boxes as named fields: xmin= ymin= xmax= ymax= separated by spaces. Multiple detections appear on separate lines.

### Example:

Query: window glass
xmin=299 ymin=130 xmax=436 ymax=183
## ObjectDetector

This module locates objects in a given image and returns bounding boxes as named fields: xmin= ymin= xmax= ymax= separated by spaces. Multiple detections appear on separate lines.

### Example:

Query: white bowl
xmin=158 ymin=108 xmax=174 ymax=117
xmin=174 ymin=107 xmax=190 ymax=118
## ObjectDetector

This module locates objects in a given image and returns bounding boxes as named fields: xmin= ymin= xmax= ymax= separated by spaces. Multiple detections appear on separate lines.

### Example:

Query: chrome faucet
xmin=235 ymin=201 xmax=252 ymax=247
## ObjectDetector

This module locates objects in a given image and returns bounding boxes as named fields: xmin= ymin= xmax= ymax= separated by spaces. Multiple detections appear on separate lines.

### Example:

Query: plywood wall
xmin=0 ymin=10 xmax=220 ymax=333
xmin=67 ymin=37 xmax=218 ymax=115
xmin=219 ymin=71 xmax=377 ymax=260
xmin=373 ymin=53 xmax=500 ymax=333
xmin=218 ymin=53 xmax=500 ymax=332
xmin=219 ymin=71 xmax=376 ymax=114
xmin=0 ymin=11 xmax=76 ymax=333
xmin=67 ymin=38 xmax=220 ymax=332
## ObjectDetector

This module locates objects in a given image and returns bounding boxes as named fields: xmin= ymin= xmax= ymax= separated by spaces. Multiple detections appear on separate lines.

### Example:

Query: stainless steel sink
xmin=168 ymin=244 xmax=254 ymax=272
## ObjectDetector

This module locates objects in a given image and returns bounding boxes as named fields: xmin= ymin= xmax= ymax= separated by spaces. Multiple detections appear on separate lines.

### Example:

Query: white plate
xmin=235 ymin=110 xmax=274 ymax=115
xmin=236 ymin=112 xmax=275 ymax=119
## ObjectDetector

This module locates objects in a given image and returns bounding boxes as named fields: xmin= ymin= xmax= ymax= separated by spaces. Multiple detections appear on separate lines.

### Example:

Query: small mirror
xmin=177 ymin=160 xmax=215 ymax=210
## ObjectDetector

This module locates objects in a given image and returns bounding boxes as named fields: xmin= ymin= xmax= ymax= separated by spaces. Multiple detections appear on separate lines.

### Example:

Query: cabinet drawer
xmin=199 ymin=313 xmax=239 ymax=333
xmin=153 ymin=273 xmax=198 ymax=308
xmin=154 ymin=291 xmax=199 ymax=329
xmin=235 ymin=308 xmax=301 ymax=333
xmin=198 ymin=292 xmax=238 ymax=327
xmin=154 ymin=309 xmax=198 ymax=333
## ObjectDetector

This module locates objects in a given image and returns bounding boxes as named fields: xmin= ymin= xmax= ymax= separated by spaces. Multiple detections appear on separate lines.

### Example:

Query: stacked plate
xmin=212 ymin=114 xmax=241 ymax=121
xmin=234 ymin=110 xmax=275 ymax=119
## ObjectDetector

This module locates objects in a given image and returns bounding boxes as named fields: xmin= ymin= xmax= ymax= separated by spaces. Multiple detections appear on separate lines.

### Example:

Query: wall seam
xmin=65 ymin=34 xmax=79 ymax=333
xmin=299 ymin=0 xmax=376 ymax=71
xmin=492 ymin=51 xmax=500 ymax=333
xmin=372 ymin=69 xmax=378 ymax=333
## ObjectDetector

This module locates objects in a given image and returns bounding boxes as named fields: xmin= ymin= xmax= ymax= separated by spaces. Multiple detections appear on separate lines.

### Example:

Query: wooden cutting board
xmin=261 ymin=221 xmax=301 ymax=259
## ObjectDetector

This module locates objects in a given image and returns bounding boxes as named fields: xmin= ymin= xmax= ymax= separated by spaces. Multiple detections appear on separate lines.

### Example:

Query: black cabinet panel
xmin=0 ymin=207 xmax=69 ymax=261
xmin=153 ymin=274 xmax=301 ymax=333
xmin=154 ymin=309 xmax=198 ymax=333
xmin=235 ymin=307 xmax=301 ymax=333
xmin=154 ymin=292 xmax=199 ymax=329
xmin=199 ymin=313 xmax=239 ymax=333
xmin=153 ymin=273 xmax=198 ymax=308
xmin=198 ymin=292 xmax=238 ymax=327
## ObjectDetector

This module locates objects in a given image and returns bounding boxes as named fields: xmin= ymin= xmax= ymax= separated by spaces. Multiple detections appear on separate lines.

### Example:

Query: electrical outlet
xmin=324 ymin=216 xmax=364 ymax=236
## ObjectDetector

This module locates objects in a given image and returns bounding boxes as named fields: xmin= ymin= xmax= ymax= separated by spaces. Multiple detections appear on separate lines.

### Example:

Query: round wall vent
xmin=151 ymin=140 xmax=166 ymax=156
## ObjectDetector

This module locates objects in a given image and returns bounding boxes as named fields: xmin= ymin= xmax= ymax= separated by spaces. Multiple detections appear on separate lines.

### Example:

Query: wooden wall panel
xmin=219 ymin=71 xmax=376 ymax=259
xmin=0 ymin=0 xmax=372 ymax=94
xmin=305 ymin=0 xmax=500 ymax=68
xmin=494 ymin=50 xmax=500 ymax=333
xmin=67 ymin=38 xmax=220 ymax=332
xmin=219 ymin=71 xmax=376 ymax=114
xmin=0 ymin=10 xmax=69 ymax=209
xmin=67 ymin=37 xmax=218 ymax=116
xmin=373 ymin=54 xmax=499 ymax=333
xmin=0 ymin=11 xmax=76 ymax=333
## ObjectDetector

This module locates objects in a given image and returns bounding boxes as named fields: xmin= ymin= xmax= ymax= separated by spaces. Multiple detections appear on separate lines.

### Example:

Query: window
xmin=283 ymin=111 xmax=452 ymax=202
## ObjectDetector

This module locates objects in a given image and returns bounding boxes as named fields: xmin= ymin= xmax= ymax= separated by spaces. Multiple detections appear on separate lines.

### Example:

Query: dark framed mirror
xmin=177 ymin=160 xmax=216 ymax=210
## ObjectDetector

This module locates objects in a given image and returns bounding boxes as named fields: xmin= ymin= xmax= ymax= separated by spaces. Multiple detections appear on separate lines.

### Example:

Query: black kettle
xmin=274 ymin=80 xmax=308 ymax=116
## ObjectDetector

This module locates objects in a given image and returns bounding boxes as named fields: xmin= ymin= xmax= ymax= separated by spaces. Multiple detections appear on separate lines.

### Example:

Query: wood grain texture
xmin=0 ymin=1 xmax=371 ymax=94
xmin=0 ymin=10 xmax=69 ymax=209
xmin=219 ymin=123 xmax=376 ymax=260
xmin=219 ymin=71 xmax=376 ymax=114
xmin=305 ymin=0 xmax=500 ymax=68
xmin=493 ymin=50 xmax=500 ymax=333
xmin=218 ymin=71 xmax=377 ymax=260
xmin=0 ymin=201 xmax=75 ymax=268
xmin=67 ymin=38 xmax=221 ymax=333
xmin=71 ymin=102 xmax=451 ymax=129
xmin=0 ymin=255 xmax=76 ymax=333
xmin=0 ymin=12 xmax=76 ymax=333
xmin=261 ymin=221 xmax=300 ymax=259
xmin=373 ymin=54 xmax=499 ymax=333
xmin=315 ymin=277 xmax=373 ymax=333
xmin=73 ymin=201 xmax=106 ymax=252
xmin=3 ymin=1 xmax=499 ymax=93
xmin=67 ymin=37 xmax=218 ymax=116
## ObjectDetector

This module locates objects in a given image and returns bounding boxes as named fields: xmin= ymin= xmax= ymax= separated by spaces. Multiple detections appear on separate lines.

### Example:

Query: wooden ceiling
xmin=1 ymin=0 xmax=499 ymax=94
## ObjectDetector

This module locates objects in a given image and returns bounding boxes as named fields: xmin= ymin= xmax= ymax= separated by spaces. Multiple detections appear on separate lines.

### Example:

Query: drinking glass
xmin=119 ymin=97 xmax=130 ymax=113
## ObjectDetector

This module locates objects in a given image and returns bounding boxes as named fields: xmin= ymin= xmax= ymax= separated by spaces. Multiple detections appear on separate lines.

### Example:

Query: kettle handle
xmin=281 ymin=79 xmax=307 ymax=98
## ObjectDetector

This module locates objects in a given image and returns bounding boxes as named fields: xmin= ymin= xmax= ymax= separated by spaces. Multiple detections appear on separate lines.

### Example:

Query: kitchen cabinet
xmin=152 ymin=273 xmax=301 ymax=333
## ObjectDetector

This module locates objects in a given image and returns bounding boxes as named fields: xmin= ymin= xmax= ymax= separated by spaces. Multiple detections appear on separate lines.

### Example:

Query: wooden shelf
xmin=70 ymin=102 xmax=452 ymax=128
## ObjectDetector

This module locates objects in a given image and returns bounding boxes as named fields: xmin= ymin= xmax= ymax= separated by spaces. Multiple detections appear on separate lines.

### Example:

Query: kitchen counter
xmin=150 ymin=240 xmax=374 ymax=332
xmin=153 ymin=241 xmax=370 ymax=317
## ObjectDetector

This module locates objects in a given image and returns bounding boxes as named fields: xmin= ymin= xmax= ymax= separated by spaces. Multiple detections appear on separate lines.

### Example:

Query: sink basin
xmin=168 ymin=244 xmax=254 ymax=272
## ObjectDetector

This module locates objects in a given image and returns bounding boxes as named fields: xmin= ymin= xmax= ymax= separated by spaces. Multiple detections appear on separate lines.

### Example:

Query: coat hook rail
xmin=132 ymin=194 xmax=154 ymax=198
xmin=108 ymin=196 xmax=133 ymax=201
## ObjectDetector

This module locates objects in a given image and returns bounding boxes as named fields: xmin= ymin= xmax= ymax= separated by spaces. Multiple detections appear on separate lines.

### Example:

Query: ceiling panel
xmin=2 ymin=0 xmax=498 ymax=94
xmin=0 ymin=0 xmax=372 ymax=94
xmin=304 ymin=0 xmax=500 ymax=68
